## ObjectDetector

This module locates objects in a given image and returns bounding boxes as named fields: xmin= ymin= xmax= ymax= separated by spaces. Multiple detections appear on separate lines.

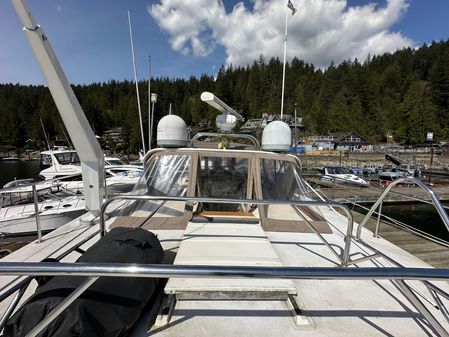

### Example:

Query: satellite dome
xmin=261 ymin=121 xmax=291 ymax=152
xmin=157 ymin=115 xmax=188 ymax=147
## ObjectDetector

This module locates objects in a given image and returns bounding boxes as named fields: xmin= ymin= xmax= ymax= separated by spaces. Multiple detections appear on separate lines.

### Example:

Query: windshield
xmin=260 ymin=159 xmax=306 ymax=200
xmin=198 ymin=156 xmax=249 ymax=199
xmin=327 ymin=167 xmax=350 ymax=174
xmin=143 ymin=155 xmax=190 ymax=196
xmin=120 ymin=154 xmax=191 ymax=219
xmin=54 ymin=152 xmax=80 ymax=165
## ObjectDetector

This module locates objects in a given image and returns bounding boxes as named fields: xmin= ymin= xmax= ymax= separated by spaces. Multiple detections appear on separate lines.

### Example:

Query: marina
xmin=1 ymin=0 xmax=449 ymax=336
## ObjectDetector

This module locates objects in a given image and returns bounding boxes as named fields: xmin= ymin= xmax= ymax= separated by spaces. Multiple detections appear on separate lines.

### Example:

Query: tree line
xmin=1 ymin=39 xmax=448 ymax=152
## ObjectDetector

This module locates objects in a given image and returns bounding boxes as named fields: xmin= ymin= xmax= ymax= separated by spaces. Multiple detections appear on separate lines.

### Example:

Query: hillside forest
xmin=1 ymin=39 xmax=449 ymax=152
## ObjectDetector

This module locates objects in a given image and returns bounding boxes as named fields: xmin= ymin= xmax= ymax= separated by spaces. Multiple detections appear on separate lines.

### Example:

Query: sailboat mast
xmin=40 ymin=118 xmax=51 ymax=150
xmin=128 ymin=10 xmax=146 ymax=155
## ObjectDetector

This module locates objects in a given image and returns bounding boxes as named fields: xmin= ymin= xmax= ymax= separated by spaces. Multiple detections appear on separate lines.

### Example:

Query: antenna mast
xmin=148 ymin=55 xmax=151 ymax=150
xmin=128 ymin=10 xmax=146 ymax=155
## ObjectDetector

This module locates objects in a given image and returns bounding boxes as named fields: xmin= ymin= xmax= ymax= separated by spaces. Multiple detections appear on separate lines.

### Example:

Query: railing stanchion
xmin=32 ymin=183 xmax=42 ymax=243
xmin=100 ymin=195 xmax=355 ymax=266
xmin=375 ymin=200 xmax=383 ymax=238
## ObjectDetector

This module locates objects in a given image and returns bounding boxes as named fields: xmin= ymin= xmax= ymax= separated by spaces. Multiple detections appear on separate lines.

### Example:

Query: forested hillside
xmin=1 ymin=39 xmax=448 ymax=152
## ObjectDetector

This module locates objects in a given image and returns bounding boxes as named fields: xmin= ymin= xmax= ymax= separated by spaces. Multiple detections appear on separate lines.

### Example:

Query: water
xmin=0 ymin=161 xmax=41 ymax=187
xmin=380 ymin=202 xmax=449 ymax=242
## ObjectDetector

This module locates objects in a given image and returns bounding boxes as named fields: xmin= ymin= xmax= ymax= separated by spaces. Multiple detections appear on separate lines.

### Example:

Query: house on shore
xmin=330 ymin=132 xmax=371 ymax=151
xmin=299 ymin=131 xmax=371 ymax=152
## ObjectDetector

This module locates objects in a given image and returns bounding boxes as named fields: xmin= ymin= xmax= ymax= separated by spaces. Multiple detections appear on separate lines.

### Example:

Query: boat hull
xmin=0 ymin=209 xmax=86 ymax=237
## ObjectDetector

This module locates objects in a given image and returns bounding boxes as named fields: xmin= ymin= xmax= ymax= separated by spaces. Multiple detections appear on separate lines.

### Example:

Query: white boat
xmin=39 ymin=148 xmax=81 ymax=180
xmin=397 ymin=163 xmax=421 ymax=176
xmin=0 ymin=181 xmax=86 ymax=237
xmin=362 ymin=164 xmax=378 ymax=175
xmin=320 ymin=166 xmax=370 ymax=187
xmin=3 ymin=3 xmax=449 ymax=336
xmin=39 ymin=149 xmax=142 ymax=193
xmin=105 ymin=156 xmax=142 ymax=170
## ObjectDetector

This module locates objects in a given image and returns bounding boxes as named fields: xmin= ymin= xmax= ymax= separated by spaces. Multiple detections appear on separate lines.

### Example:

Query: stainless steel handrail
xmin=427 ymin=281 xmax=449 ymax=325
xmin=356 ymin=176 xmax=449 ymax=239
xmin=26 ymin=276 xmax=99 ymax=337
xmin=32 ymin=183 xmax=42 ymax=242
xmin=190 ymin=132 xmax=260 ymax=149
xmin=100 ymin=195 xmax=354 ymax=266
xmin=338 ymin=195 xmax=449 ymax=248
xmin=369 ymin=183 xmax=449 ymax=211
xmin=0 ymin=278 xmax=30 ymax=331
xmin=0 ymin=262 xmax=448 ymax=280
xmin=1 ymin=263 xmax=449 ymax=336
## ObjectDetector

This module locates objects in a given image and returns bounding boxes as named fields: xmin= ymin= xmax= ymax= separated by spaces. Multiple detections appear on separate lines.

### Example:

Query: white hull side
xmin=0 ymin=209 xmax=86 ymax=236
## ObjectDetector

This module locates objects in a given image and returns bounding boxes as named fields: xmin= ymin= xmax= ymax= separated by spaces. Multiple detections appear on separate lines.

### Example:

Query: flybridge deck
xmin=0 ymin=147 xmax=449 ymax=336
xmin=7 ymin=0 xmax=449 ymax=334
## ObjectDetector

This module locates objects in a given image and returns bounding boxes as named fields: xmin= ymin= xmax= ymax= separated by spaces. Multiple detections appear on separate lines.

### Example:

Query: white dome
xmin=157 ymin=115 xmax=188 ymax=147
xmin=261 ymin=121 xmax=291 ymax=152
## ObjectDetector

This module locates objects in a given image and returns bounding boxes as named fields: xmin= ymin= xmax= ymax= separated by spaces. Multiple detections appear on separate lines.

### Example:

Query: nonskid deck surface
xmin=141 ymin=206 xmax=449 ymax=336
xmin=0 ymin=205 xmax=447 ymax=336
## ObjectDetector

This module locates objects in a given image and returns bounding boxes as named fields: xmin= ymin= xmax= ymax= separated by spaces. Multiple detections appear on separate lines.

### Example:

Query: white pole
xmin=128 ymin=10 xmax=146 ymax=155
xmin=148 ymin=55 xmax=152 ymax=150
xmin=294 ymin=104 xmax=298 ymax=151
xmin=169 ymin=102 xmax=172 ymax=115
xmin=151 ymin=101 xmax=155 ymax=148
xmin=280 ymin=7 xmax=289 ymax=120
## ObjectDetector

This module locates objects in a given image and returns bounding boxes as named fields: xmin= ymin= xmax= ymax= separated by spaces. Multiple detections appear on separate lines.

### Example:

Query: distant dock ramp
xmin=385 ymin=152 xmax=407 ymax=165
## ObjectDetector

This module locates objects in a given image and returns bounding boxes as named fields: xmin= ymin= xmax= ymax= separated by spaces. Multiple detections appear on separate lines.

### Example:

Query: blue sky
xmin=1 ymin=0 xmax=448 ymax=85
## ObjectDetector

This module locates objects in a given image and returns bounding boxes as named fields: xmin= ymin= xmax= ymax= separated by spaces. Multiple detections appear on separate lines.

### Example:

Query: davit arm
xmin=11 ymin=0 xmax=105 ymax=218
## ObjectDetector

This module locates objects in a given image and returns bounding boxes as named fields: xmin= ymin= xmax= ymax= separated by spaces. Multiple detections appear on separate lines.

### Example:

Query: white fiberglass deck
xmin=0 ymin=205 xmax=447 ymax=337
xmin=165 ymin=220 xmax=297 ymax=299
xmin=141 ymin=206 xmax=449 ymax=337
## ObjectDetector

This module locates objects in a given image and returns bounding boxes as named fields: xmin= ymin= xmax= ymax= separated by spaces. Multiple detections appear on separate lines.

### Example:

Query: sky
xmin=1 ymin=0 xmax=449 ymax=85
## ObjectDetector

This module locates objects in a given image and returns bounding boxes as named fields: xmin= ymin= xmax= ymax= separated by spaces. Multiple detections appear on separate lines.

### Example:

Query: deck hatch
xmin=165 ymin=218 xmax=297 ymax=300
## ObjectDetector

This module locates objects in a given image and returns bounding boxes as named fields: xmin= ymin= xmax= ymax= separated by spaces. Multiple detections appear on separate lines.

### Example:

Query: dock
xmin=352 ymin=211 xmax=449 ymax=268
xmin=315 ymin=183 xmax=449 ymax=205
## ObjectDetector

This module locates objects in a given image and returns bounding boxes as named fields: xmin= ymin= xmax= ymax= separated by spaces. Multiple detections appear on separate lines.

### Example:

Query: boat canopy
xmin=119 ymin=148 xmax=311 ymax=220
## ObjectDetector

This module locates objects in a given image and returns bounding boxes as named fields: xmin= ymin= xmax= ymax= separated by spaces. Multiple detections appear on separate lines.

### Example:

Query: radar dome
xmin=261 ymin=121 xmax=291 ymax=152
xmin=157 ymin=115 xmax=188 ymax=147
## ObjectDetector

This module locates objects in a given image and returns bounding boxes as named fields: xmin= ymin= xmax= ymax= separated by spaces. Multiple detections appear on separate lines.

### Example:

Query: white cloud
xmin=149 ymin=0 xmax=413 ymax=68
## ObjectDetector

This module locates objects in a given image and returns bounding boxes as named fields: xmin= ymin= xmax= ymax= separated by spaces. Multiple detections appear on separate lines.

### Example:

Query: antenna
xmin=128 ymin=10 xmax=146 ymax=155
xmin=200 ymin=92 xmax=243 ymax=133
xmin=200 ymin=92 xmax=243 ymax=121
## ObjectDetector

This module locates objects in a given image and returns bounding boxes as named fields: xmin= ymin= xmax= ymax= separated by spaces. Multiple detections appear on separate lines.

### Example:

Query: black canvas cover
xmin=4 ymin=227 xmax=164 ymax=337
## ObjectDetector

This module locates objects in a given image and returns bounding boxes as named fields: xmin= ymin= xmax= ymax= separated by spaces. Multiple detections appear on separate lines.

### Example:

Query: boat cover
xmin=4 ymin=227 xmax=164 ymax=337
